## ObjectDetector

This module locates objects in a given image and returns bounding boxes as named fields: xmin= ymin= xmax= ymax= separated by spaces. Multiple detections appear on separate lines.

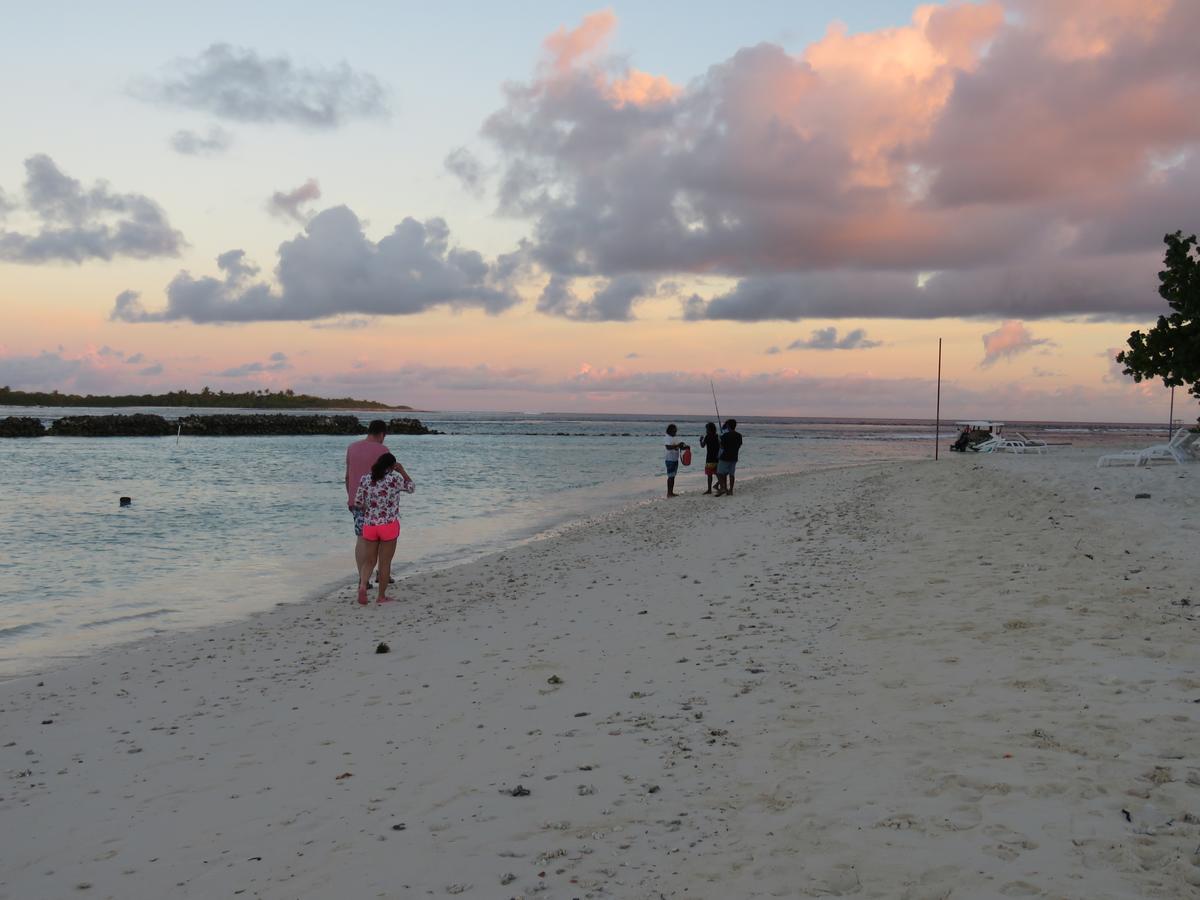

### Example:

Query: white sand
xmin=2 ymin=451 xmax=1198 ymax=899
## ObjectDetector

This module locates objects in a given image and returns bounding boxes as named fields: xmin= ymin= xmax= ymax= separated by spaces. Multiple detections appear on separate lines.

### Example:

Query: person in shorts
xmin=345 ymin=420 xmax=410 ymax=582
xmin=352 ymin=453 xmax=412 ymax=605
xmin=699 ymin=421 xmax=720 ymax=494
xmin=664 ymin=423 xmax=689 ymax=498
xmin=714 ymin=418 xmax=742 ymax=496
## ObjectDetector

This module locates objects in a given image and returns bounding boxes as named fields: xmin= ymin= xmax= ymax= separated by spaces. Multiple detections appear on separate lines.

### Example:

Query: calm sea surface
xmin=0 ymin=407 xmax=1168 ymax=677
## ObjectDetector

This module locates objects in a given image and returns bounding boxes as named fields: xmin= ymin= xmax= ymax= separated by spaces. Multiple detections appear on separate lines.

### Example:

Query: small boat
xmin=950 ymin=420 xmax=1004 ymax=451
xmin=952 ymin=420 xmax=1051 ymax=454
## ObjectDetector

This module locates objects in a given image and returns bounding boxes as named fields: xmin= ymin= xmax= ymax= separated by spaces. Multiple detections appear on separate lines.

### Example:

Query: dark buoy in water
xmin=119 ymin=496 xmax=132 ymax=507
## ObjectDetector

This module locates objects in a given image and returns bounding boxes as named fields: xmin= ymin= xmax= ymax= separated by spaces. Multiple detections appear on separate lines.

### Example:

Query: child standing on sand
xmin=700 ymin=421 xmax=720 ymax=494
xmin=352 ymin=452 xmax=413 ymax=605
xmin=664 ymin=424 xmax=689 ymax=498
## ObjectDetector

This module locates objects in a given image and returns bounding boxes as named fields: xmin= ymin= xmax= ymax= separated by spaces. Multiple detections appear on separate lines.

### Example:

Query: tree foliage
xmin=1117 ymin=232 xmax=1200 ymax=410
xmin=0 ymin=386 xmax=407 ymax=410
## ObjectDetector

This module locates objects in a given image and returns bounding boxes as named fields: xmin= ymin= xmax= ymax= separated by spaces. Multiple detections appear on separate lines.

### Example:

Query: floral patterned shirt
xmin=354 ymin=471 xmax=406 ymax=526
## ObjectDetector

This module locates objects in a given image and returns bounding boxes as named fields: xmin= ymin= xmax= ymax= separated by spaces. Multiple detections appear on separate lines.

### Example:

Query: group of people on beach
xmin=343 ymin=417 xmax=745 ymax=605
xmin=664 ymin=419 xmax=742 ymax=498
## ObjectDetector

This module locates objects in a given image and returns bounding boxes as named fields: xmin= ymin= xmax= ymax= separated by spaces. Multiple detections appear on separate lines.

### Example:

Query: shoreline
xmin=0 ymin=464 xmax=851 ymax=684
xmin=2 ymin=453 xmax=1197 ymax=898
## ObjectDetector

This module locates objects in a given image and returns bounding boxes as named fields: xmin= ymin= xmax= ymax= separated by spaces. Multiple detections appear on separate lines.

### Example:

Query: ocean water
xmin=0 ymin=408 xmax=1168 ymax=678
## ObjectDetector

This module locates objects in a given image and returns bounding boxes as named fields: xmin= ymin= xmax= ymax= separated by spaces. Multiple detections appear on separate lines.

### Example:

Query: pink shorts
xmin=361 ymin=520 xmax=400 ymax=542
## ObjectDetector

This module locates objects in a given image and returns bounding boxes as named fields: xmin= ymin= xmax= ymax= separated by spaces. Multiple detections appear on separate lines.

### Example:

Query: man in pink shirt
xmin=346 ymin=420 xmax=411 ymax=582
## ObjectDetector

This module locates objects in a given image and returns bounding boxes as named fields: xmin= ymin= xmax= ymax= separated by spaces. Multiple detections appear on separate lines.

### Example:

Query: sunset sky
xmin=2 ymin=0 xmax=1197 ymax=420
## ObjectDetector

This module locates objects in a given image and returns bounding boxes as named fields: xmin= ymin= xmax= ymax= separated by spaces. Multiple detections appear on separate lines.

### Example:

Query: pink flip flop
xmin=376 ymin=595 xmax=395 ymax=605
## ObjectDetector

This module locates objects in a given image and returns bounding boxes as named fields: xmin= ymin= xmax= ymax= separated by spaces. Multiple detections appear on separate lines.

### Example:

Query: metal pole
xmin=1168 ymin=384 xmax=1175 ymax=439
xmin=935 ymin=338 xmax=942 ymax=460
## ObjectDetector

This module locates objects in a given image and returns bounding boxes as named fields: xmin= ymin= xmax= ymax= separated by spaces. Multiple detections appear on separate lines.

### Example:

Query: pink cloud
xmin=267 ymin=178 xmax=321 ymax=222
xmin=298 ymin=359 xmax=1177 ymax=421
xmin=980 ymin=320 xmax=1056 ymax=366
xmin=538 ymin=8 xmax=679 ymax=108
xmin=0 ymin=347 xmax=166 ymax=392
xmin=543 ymin=9 xmax=616 ymax=73
xmin=481 ymin=2 xmax=1200 ymax=321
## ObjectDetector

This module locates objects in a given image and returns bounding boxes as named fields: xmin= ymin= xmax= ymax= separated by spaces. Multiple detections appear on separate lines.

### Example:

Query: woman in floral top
xmin=353 ymin=452 xmax=412 ymax=605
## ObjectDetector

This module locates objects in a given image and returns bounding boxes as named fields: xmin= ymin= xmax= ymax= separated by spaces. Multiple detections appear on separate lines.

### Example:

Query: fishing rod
xmin=710 ymin=379 xmax=722 ymax=426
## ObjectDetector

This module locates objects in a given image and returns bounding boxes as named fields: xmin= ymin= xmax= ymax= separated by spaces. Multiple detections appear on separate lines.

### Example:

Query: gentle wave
xmin=0 ymin=621 xmax=48 ymax=640
xmin=80 ymin=608 xmax=177 ymax=630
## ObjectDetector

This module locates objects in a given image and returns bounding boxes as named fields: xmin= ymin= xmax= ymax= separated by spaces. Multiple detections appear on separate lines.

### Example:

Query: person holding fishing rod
xmin=699 ymin=421 xmax=720 ymax=494
xmin=708 ymin=379 xmax=743 ymax=496
xmin=714 ymin=419 xmax=742 ymax=496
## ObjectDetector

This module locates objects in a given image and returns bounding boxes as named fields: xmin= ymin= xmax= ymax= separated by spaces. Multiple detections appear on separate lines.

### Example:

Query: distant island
xmin=0 ymin=386 xmax=408 ymax=410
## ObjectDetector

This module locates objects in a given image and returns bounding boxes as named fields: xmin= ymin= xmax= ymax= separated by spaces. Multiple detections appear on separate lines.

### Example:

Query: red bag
xmin=680 ymin=447 xmax=692 ymax=466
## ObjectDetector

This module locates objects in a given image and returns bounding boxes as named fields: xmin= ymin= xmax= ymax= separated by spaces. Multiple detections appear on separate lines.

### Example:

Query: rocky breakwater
xmin=48 ymin=414 xmax=175 ymax=437
xmin=386 ymin=417 xmax=442 ymax=435
xmin=2 ymin=413 xmax=442 ymax=437
xmin=177 ymin=413 xmax=363 ymax=436
xmin=178 ymin=414 xmax=440 ymax=435
xmin=0 ymin=416 xmax=47 ymax=437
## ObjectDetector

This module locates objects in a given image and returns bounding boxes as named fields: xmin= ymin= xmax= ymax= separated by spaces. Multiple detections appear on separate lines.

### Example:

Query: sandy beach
xmin=2 ymin=450 xmax=1198 ymax=899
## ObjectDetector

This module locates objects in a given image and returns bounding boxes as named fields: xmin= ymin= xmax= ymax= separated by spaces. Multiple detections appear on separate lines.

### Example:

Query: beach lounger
xmin=1096 ymin=428 xmax=1200 ymax=467
xmin=976 ymin=437 xmax=1045 ymax=454
xmin=1012 ymin=430 xmax=1048 ymax=448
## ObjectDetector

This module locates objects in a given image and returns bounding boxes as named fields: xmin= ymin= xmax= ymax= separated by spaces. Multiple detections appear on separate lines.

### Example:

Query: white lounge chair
xmin=976 ymin=437 xmax=1045 ymax=455
xmin=1012 ymin=430 xmax=1048 ymax=448
xmin=1097 ymin=428 xmax=1200 ymax=468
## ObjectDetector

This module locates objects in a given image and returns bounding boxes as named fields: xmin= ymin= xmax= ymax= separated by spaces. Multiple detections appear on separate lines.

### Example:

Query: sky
xmin=2 ymin=0 xmax=1198 ymax=421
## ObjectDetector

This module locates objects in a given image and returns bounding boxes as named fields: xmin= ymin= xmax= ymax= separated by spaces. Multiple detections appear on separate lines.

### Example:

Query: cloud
xmin=215 ymin=363 xmax=263 ymax=377
xmin=477 ymin=3 xmax=1200 ymax=320
xmin=313 ymin=362 xmax=543 ymax=394
xmin=138 ymin=363 xmax=164 ymax=376
xmin=0 ymin=350 xmax=91 ymax=388
xmin=267 ymin=178 xmax=321 ymax=222
xmin=444 ymin=147 xmax=487 ymax=196
xmin=625 ymin=352 xmax=640 ymax=359
xmin=0 ymin=155 xmax=185 ymax=264
xmin=787 ymin=327 xmax=882 ymax=350
xmin=311 ymin=316 xmax=372 ymax=330
xmin=980 ymin=320 xmax=1056 ymax=366
xmin=537 ymin=274 xmax=655 ymax=321
xmin=317 ymin=359 xmax=1159 ymax=422
xmin=112 ymin=206 xmax=521 ymax=323
xmin=124 ymin=352 xmax=145 ymax=364
xmin=311 ymin=359 xmax=1174 ymax=420
xmin=324 ymin=360 xmax=929 ymax=407
xmin=0 ymin=348 xmax=161 ymax=392
xmin=213 ymin=352 xmax=291 ymax=377
xmin=1102 ymin=346 xmax=1132 ymax=384
xmin=169 ymin=126 xmax=233 ymax=156
xmin=135 ymin=44 xmax=388 ymax=128
xmin=687 ymin=254 xmax=1161 ymax=321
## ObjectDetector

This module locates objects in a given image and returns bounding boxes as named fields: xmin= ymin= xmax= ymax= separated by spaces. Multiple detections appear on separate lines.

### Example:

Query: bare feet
xmin=377 ymin=594 xmax=395 ymax=604
xmin=356 ymin=586 xmax=369 ymax=605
